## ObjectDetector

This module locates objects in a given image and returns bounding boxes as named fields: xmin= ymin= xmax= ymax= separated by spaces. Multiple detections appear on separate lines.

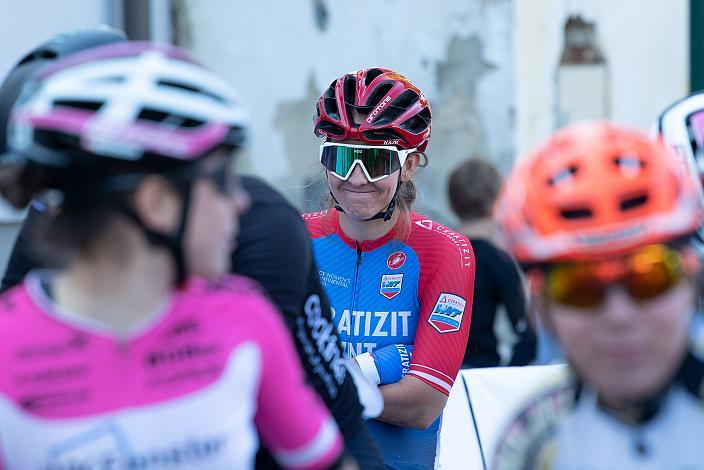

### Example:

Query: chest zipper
xmin=350 ymin=245 xmax=362 ymax=310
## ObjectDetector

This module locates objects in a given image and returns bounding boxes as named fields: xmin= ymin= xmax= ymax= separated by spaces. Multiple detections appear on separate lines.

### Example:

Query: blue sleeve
xmin=372 ymin=344 xmax=414 ymax=385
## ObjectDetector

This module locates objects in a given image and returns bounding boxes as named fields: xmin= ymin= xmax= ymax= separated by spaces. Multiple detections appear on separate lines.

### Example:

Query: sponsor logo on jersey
xmin=332 ymin=308 xmax=412 ymax=340
xmin=319 ymin=271 xmax=351 ymax=288
xmin=47 ymin=422 xmax=226 ymax=466
xmin=386 ymin=251 xmax=406 ymax=270
xmin=428 ymin=293 xmax=466 ymax=333
xmin=380 ymin=274 xmax=403 ymax=299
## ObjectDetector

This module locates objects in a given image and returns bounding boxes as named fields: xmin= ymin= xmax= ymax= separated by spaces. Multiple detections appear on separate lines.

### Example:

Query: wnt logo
xmin=380 ymin=274 xmax=403 ymax=299
xmin=386 ymin=252 xmax=406 ymax=270
xmin=428 ymin=293 xmax=466 ymax=333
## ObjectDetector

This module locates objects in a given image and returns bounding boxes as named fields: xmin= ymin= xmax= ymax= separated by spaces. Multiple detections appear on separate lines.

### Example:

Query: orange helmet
xmin=496 ymin=121 xmax=704 ymax=263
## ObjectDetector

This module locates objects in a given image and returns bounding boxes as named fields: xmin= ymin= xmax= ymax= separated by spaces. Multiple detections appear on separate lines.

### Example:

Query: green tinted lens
xmin=360 ymin=147 xmax=398 ymax=178
xmin=321 ymin=145 xmax=399 ymax=179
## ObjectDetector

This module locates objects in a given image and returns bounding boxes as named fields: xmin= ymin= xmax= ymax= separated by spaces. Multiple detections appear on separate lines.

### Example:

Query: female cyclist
xmin=304 ymin=68 xmax=475 ymax=469
xmin=492 ymin=122 xmax=704 ymax=468
xmin=0 ymin=28 xmax=383 ymax=469
xmin=0 ymin=42 xmax=348 ymax=469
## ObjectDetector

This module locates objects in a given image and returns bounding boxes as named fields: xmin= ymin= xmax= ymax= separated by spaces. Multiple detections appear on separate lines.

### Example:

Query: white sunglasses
xmin=319 ymin=142 xmax=417 ymax=182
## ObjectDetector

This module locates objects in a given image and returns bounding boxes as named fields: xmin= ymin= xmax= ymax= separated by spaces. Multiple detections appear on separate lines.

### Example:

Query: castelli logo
xmin=387 ymin=252 xmax=406 ymax=270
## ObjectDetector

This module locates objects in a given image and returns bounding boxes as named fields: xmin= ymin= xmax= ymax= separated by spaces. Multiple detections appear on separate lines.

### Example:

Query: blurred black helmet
xmin=0 ymin=26 xmax=127 ymax=153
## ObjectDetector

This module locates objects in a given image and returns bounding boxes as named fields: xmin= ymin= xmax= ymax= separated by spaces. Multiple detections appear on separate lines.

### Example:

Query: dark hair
xmin=0 ymin=161 xmax=119 ymax=261
xmin=0 ymin=153 xmax=195 ymax=261
xmin=448 ymin=157 xmax=502 ymax=221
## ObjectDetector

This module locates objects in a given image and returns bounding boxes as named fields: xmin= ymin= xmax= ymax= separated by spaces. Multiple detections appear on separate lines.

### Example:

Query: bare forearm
xmin=377 ymin=375 xmax=447 ymax=429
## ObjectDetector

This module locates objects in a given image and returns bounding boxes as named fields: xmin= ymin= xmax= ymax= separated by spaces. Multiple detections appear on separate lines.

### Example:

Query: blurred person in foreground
xmin=0 ymin=40 xmax=353 ymax=468
xmin=448 ymin=157 xmax=536 ymax=368
xmin=492 ymin=122 xmax=704 ymax=469
xmin=0 ymin=29 xmax=383 ymax=469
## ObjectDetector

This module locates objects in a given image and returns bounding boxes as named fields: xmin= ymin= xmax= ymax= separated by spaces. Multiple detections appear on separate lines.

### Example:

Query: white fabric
xmin=354 ymin=352 xmax=381 ymax=385
xmin=437 ymin=364 xmax=568 ymax=469
xmin=552 ymin=385 xmax=704 ymax=469
xmin=344 ymin=358 xmax=383 ymax=419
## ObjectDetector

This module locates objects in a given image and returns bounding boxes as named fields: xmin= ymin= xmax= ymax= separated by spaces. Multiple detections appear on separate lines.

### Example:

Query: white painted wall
xmin=0 ymin=0 xmax=110 ymax=272
xmin=0 ymin=0 xmax=110 ymax=90
xmin=180 ymin=0 xmax=515 ymax=222
xmin=515 ymin=0 xmax=689 ymax=157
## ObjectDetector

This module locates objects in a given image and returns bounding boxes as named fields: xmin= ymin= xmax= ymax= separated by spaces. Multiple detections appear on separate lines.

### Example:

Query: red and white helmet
xmin=313 ymin=67 xmax=432 ymax=151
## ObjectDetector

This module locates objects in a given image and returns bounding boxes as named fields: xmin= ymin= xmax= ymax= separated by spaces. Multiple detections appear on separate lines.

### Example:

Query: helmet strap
xmin=112 ymin=183 xmax=192 ymax=287
xmin=330 ymin=174 xmax=402 ymax=222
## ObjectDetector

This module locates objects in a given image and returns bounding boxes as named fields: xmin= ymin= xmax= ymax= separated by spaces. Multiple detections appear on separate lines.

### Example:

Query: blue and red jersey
xmin=304 ymin=210 xmax=475 ymax=468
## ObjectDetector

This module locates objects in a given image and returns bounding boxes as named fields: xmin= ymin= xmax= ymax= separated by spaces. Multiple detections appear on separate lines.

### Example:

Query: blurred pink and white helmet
xmin=8 ymin=41 xmax=248 ymax=168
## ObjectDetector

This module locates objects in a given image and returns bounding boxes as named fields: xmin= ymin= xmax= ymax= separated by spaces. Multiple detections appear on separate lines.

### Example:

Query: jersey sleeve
xmin=408 ymin=236 xmax=475 ymax=395
xmin=253 ymin=298 xmax=344 ymax=469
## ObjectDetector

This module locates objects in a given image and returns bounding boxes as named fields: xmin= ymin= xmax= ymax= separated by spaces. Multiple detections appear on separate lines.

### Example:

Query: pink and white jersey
xmin=0 ymin=272 xmax=342 ymax=469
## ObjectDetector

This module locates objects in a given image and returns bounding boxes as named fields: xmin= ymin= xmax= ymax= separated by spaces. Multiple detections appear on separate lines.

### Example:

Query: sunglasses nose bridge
xmin=346 ymin=160 xmax=371 ymax=184
xmin=600 ymin=285 xmax=643 ymax=321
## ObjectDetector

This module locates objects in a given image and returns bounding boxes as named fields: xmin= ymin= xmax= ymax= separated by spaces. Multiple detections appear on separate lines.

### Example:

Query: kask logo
xmin=428 ymin=293 xmax=466 ymax=333
xmin=380 ymin=274 xmax=403 ymax=299
xmin=386 ymin=251 xmax=406 ymax=270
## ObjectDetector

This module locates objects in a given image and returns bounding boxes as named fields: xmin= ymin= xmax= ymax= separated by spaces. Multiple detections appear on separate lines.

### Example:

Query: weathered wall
xmin=514 ymin=0 xmax=689 ymax=157
xmin=0 ymin=0 xmax=110 ymax=272
xmin=179 ymin=0 xmax=515 ymax=224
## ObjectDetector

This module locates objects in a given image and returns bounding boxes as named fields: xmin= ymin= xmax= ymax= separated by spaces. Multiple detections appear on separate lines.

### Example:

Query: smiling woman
xmin=304 ymin=67 xmax=476 ymax=469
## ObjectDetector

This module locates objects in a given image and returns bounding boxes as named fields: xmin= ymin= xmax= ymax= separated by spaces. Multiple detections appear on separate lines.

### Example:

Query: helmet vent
xmin=54 ymin=99 xmax=103 ymax=111
xmin=614 ymin=154 xmax=644 ymax=176
xmin=362 ymin=129 xmax=405 ymax=143
xmin=343 ymin=75 xmax=357 ymax=105
xmin=364 ymin=68 xmax=386 ymax=86
xmin=137 ymin=108 xmax=203 ymax=128
xmin=372 ymin=89 xmax=419 ymax=126
xmin=620 ymin=194 xmax=648 ymax=212
xmin=548 ymin=166 xmax=578 ymax=186
xmin=316 ymin=121 xmax=345 ymax=136
xmin=364 ymin=82 xmax=394 ymax=110
xmin=157 ymin=80 xmax=226 ymax=105
xmin=20 ymin=49 xmax=58 ymax=65
xmin=399 ymin=107 xmax=431 ymax=134
xmin=322 ymin=83 xmax=340 ymax=121
xmin=559 ymin=207 xmax=593 ymax=220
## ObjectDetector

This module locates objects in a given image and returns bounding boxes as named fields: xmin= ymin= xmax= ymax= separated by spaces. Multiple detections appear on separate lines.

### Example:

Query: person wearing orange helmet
xmin=492 ymin=122 xmax=704 ymax=469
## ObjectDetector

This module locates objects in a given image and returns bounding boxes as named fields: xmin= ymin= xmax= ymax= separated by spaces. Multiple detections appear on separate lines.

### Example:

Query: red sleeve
xmin=408 ymin=229 xmax=475 ymax=395
xmin=253 ymin=299 xmax=343 ymax=469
